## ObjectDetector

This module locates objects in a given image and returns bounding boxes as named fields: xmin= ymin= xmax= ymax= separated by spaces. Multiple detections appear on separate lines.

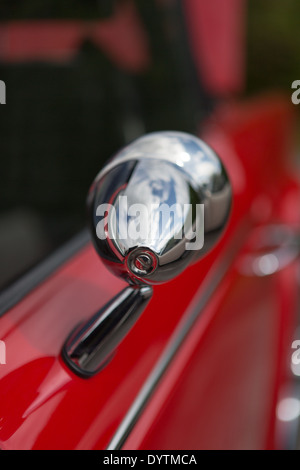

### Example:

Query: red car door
xmin=0 ymin=94 xmax=299 ymax=450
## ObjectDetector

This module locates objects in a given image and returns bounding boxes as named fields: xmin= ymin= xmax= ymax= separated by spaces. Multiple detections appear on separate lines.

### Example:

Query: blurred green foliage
xmin=247 ymin=0 xmax=300 ymax=94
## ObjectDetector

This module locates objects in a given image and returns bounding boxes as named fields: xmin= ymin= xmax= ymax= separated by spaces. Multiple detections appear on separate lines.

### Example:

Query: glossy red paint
xmin=0 ymin=94 xmax=299 ymax=449
xmin=184 ymin=0 xmax=246 ymax=95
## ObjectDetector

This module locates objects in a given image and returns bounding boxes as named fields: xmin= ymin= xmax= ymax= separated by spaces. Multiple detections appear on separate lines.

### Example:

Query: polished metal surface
xmin=238 ymin=225 xmax=300 ymax=277
xmin=106 ymin=222 xmax=249 ymax=450
xmin=62 ymin=285 xmax=152 ymax=377
xmin=64 ymin=132 xmax=231 ymax=376
xmin=88 ymin=131 xmax=232 ymax=285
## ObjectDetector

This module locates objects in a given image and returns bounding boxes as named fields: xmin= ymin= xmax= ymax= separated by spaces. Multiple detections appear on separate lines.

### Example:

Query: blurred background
xmin=0 ymin=0 xmax=299 ymax=290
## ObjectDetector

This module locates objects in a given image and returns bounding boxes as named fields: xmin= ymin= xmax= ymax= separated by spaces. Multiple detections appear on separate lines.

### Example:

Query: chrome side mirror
xmin=63 ymin=132 xmax=232 ymax=376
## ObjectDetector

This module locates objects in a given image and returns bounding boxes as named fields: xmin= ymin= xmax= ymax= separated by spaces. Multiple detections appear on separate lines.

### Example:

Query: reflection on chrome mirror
xmin=63 ymin=131 xmax=232 ymax=376
xmin=88 ymin=131 xmax=232 ymax=284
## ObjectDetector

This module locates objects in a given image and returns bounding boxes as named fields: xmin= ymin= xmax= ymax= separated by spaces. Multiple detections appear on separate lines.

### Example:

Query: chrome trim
xmin=238 ymin=225 xmax=300 ymax=277
xmin=62 ymin=285 xmax=153 ymax=377
xmin=63 ymin=132 xmax=232 ymax=378
xmin=106 ymin=224 xmax=248 ymax=450
xmin=62 ymin=131 xmax=231 ymax=376
xmin=88 ymin=131 xmax=232 ymax=285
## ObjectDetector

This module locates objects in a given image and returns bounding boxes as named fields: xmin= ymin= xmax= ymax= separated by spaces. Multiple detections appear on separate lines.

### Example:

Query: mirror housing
xmin=88 ymin=131 xmax=232 ymax=285
xmin=63 ymin=131 xmax=232 ymax=376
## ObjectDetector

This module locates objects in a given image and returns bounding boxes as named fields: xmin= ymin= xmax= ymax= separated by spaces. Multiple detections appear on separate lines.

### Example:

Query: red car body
xmin=0 ymin=1 xmax=299 ymax=450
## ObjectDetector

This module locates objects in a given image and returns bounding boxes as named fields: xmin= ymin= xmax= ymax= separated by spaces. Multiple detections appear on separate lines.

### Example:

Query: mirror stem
xmin=62 ymin=285 xmax=152 ymax=377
